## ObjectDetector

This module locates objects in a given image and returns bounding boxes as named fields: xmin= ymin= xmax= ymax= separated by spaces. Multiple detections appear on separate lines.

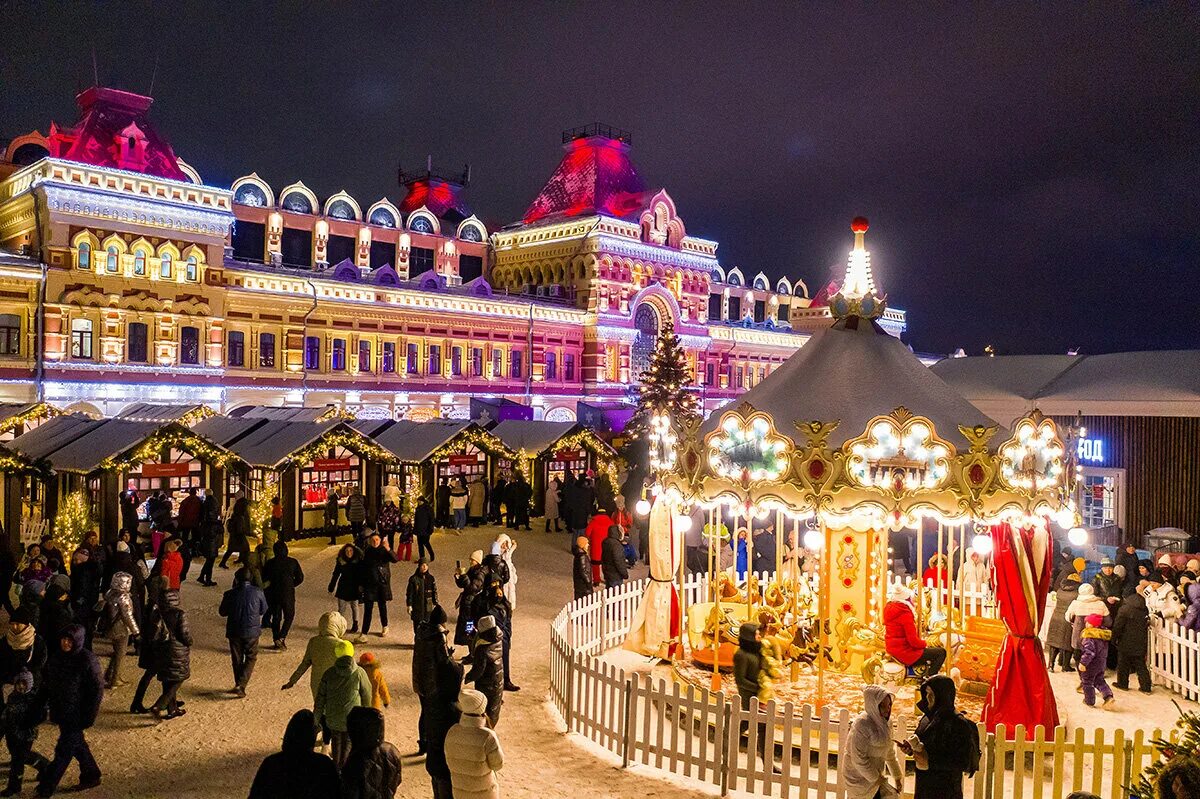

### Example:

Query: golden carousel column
xmin=825 ymin=526 xmax=887 ymax=674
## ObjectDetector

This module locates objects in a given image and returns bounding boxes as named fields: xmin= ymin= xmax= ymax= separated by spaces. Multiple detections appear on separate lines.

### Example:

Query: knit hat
xmin=1078 ymin=583 xmax=1095 ymax=598
xmin=476 ymin=615 xmax=496 ymax=633
xmin=1086 ymin=614 xmax=1105 ymax=627
xmin=333 ymin=639 xmax=355 ymax=659
xmin=469 ymin=550 xmax=483 ymax=566
xmin=887 ymin=583 xmax=913 ymax=604
xmin=1159 ymin=554 xmax=1173 ymax=567
xmin=10 ymin=605 xmax=35 ymax=626
xmin=455 ymin=688 xmax=488 ymax=716
xmin=357 ymin=652 xmax=377 ymax=666
xmin=1072 ymin=557 xmax=1087 ymax=574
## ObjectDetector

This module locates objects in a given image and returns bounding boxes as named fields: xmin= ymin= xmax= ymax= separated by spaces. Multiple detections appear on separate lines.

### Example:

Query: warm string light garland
xmin=53 ymin=491 xmax=93 ymax=557
xmin=0 ymin=403 xmax=58 ymax=436
xmin=425 ymin=427 xmax=517 ymax=465
xmin=103 ymin=427 xmax=234 ymax=471
xmin=285 ymin=428 xmax=395 ymax=469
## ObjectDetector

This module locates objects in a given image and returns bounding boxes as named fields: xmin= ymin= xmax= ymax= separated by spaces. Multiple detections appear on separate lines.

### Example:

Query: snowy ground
xmin=52 ymin=523 xmax=709 ymax=799
xmin=38 ymin=524 xmax=1197 ymax=798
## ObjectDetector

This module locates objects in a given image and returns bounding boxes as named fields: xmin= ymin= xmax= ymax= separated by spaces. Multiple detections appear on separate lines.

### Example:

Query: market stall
xmin=196 ymin=417 xmax=392 ymax=537
xmin=360 ymin=420 xmax=516 ymax=518
xmin=6 ymin=414 xmax=237 ymax=541
xmin=491 ymin=420 xmax=620 ymax=515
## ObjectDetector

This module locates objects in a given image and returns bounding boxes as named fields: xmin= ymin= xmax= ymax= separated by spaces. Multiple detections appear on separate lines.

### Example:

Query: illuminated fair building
xmin=0 ymin=89 xmax=905 ymax=422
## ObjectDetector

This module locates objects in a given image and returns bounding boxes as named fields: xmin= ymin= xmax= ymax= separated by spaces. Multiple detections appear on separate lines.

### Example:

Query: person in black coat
xmin=68 ymin=549 xmax=102 ymax=649
xmin=219 ymin=568 xmax=269 ymax=697
xmin=412 ymin=605 xmax=451 ymax=756
xmin=150 ymin=590 xmax=191 ymax=720
xmin=484 ymin=581 xmax=519 ymax=693
xmin=38 ymin=624 xmax=103 ymax=796
xmin=452 ymin=555 xmax=486 ymax=647
xmin=196 ymin=492 xmax=224 ymax=587
xmin=507 ymin=474 xmax=532 ymax=531
xmin=263 ymin=541 xmax=305 ymax=650
xmin=0 ymin=543 xmax=16 ymax=617
xmin=413 ymin=497 xmax=435 ymax=563
xmin=465 ymin=615 xmax=504 ymax=727
xmin=489 ymin=477 xmax=507 ymax=525
xmin=1113 ymin=588 xmax=1153 ymax=693
xmin=1116 ymin=543 xmax=1142 ymax=596
xmin=329 ymin=543 xmax=365 ymax=634
xmin=0 ymin=606 xmax=47 ymax=691
xmin=340 ymin=706 xmax=403 ymax=799
xmin=2 ymin=668 xmax=49 ymax=795
xmin=572 ymin=536 xmax=594 ymax=600
xmin=38 ymin=579 xmax=75 ymax=647
xmin=359 ymin=534 xmax=398 ymax=639
xmin=561 ymin=475 xmax=588 ymax=535
xmin=434 ymin=479 xmax=452 ymax=529
xmin=247 ymin=708 xmax=339 ymax=799
xmin=899 ymin=674 xmax=980 ymax=799
xmin=119 ymin=491 xmax=139 ymax=539
xmin=130 ymin=575 xmax=168 ymax=715
xmin=423 ymin=630 xmax=463 ymax=799
xmin=406 ymin=560 xmax=438 ymax=635
xmin=219 ymin=495 xmax=251 ymax=569
xmin=600 ymin=526 xmax=630 ymax=588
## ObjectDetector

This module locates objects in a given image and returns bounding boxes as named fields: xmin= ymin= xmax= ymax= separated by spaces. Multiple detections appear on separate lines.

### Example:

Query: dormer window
xmin=160 ymin=253 xmax=173 ymax=279
xmin=106 ymin=246 xmax=119 ymax=273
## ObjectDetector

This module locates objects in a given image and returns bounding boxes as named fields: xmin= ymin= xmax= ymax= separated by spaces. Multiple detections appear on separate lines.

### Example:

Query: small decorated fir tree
xmin=52 ymin=491 xmax=93 ymax=560
xmin=627 ymin=321 xmax=700 ymax=440
xmin=1131 ymin=702 xmax=1200 ymax=798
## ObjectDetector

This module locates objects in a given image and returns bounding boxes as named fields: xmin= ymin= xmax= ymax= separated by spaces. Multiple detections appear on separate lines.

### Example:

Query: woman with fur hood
xmin=1064 ymin=582 xmax=1110 ymax=653
xmin=842 ymin=685 xmax=903 ymax=799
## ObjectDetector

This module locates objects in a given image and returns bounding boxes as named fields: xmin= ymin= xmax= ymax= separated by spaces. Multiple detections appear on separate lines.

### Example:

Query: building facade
xmin=0 ymin=90 xmax=905 ymax=423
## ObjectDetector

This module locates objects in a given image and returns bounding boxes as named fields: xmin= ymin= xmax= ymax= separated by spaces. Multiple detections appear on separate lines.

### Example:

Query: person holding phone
xmin=842 ymin=685 xmax=903 ymax=798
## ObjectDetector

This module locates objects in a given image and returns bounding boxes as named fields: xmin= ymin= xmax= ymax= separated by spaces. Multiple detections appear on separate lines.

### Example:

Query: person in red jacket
xmin=158 ymin=537 xmax=184 ymax=591
xmin=883 ymin=584 xmax=946 ymax=675
xmin=586 ymin=505 xmax=616 ymax=584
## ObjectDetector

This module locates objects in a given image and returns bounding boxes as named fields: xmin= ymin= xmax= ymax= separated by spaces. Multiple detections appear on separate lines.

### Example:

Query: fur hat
xmin=455 ymin=688 xmax=488 ymax=716
xmin=475 ymin=615 xmax=496 ymax=633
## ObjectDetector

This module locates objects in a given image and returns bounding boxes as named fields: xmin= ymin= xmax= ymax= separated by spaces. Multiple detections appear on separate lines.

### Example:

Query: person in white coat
xmin=444 ymin=688 xmax=504 ymax=799
xmin=842 ymin=685 xmax=904 ymax=799
xmin=494 ymin=534 xmax=518 ymax=611
xmin=956 ymin=549 xmax=990 ymax=593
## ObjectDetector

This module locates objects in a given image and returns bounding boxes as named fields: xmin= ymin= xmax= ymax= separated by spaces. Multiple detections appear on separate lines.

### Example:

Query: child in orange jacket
xmin=357 ymin=651 xmax=391 ymax=710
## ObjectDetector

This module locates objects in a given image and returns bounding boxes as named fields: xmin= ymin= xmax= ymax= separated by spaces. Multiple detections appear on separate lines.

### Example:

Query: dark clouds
xmin=2 ymin=2 xmax=1196 ymax=355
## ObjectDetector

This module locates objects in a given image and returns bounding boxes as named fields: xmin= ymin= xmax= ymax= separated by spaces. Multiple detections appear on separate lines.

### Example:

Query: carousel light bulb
xmin=971 ymin=533 xmax=993 ymax=557
xmin=635 ymin=498 xmax=651 ymax=516
xmin=1068 ymin=526 xmax=1088 ymax=546
xmin=674 ymin=515 xmax=693 ymax=532
xmin=803 ymin=529 xmax=824 ymax=550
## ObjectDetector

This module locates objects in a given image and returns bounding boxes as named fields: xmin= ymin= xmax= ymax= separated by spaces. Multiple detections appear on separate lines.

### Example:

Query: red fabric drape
xmin=981 ymin=522 xmax=1059 ymax=734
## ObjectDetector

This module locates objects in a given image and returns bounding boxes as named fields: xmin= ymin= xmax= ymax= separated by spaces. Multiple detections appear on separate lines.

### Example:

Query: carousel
xmin=624 ymin=218 xmax=1074 ymax=733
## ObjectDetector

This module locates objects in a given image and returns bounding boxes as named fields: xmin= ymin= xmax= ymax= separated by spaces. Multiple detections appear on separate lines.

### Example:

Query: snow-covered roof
xmin=229 ymin=405 xmax=344 ymax=422
xmin=115 ymin=402 xmax=213 ymax=424
xmin=931 ymin=351 xmax=1200 ymax=422
xmin=703 ymin=314 xmax=999 ymax=450
xmin=491 ymin=420 xmax=576 ymax=456
xmin=368 ymin=420 xmax=472 ymax=463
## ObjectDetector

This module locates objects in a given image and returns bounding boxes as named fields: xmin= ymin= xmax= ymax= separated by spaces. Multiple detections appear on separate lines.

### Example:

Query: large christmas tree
xmin=627 ymin=321 xmax=700 ymax=440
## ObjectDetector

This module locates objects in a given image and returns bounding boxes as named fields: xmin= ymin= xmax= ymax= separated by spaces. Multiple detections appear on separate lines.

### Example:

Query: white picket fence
xmin=550 ymin=576 xmax=1179 ymax=799
xmin=1149 ymin=619 xmax=1200 ymax=700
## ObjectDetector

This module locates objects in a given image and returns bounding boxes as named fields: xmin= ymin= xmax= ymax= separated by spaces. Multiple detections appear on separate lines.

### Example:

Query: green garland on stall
xmin=283 ymin=428 xmax=396 ymax=468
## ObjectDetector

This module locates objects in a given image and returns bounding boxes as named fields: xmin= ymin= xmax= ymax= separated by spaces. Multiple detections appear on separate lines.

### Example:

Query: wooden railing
xmin=549 ymin=576 xmax=1180 ymax=798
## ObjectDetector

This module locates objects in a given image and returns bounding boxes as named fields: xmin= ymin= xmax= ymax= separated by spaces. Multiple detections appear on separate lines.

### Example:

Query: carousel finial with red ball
xmin=851 ymin=216 xmax=869 ymax=249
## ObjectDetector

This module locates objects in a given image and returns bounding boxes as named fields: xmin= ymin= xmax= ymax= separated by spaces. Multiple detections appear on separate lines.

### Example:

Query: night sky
xmin=2 ymin=3 xmax=1197 ymax=356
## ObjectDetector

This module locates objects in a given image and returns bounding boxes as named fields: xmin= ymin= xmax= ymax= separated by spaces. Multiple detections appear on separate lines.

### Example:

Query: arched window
xmin=281 ymin=192 xmax=313 ymax=214
xmin=631 ymin=304 xmax=661 ymax=379
xmin=234 ymin=184 xmax=268 ymax=207
xmin=133 ymin=249 xmax=147 ymax=276
xmin=369 ymin=207 xmax=397 ymax=228
xmin=327 ymin=200 xmax=356 ymax=220
xmin=77 ymin=242 xmax=91 ymax=271
xmin=70 ymin=318 xmax=93 ymax=359
xmin=459 ymin=223 xmax=484 ymax=242
xmin=160 ymin=252 xmax=173 ymax=279
xmin=106 ymin=246 xmax=119 ymax=273
xmin=186 ymin=255 xmax=198 ymax=282
xmin=0 ymin=314 xmax=20 ymax=355
xmin=409 ymin=215 xmax=434 ymax=234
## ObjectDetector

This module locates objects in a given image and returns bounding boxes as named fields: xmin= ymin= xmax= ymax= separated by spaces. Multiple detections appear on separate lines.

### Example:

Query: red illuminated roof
xmin=46 ymin=87 xmax=189 ymax=182
xmin=398 ymin=176 xmax=471 ymax=223
xmin=520 ymin=132 xmax=646 ymax=225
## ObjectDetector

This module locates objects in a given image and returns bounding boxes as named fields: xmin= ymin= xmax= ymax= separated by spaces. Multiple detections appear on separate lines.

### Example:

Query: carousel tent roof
xmin=221 ymin=420 xmax=343 ymax=469
xmin=491 ymin=420 xmax=576 ymax=456
xmin=34 ymin=419 xmax=163 ymax=473
xmin=8 ymin=414 xmax=106 ymax=462
xmin=932 ymin=351 xmax=1200 ymax=421
xmin=703 ymin=314 xmax=999 ymax=450
xmin=369 ymin=420 xmax=471 ymax=463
